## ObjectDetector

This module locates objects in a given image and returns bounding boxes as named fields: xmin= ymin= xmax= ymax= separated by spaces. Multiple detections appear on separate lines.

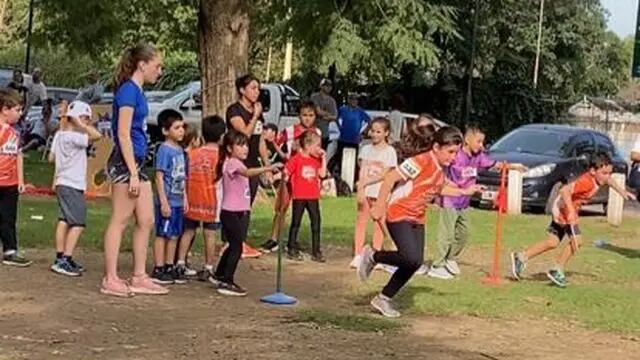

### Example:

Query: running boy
xmin=358 ymin=125 xmax=483 ymax=318
xmin=0 ymin=89 xmax=30 ymax=266
xmin=49 ymin=100 xmax=101 ymax=276
xmin=285 ymin=131 xmax=327 ymax=262
xmin=175 ymin=115 xmax=226 ymax=282
xmin=511 ymin=152 xmax=634 ymax=287
xmin=260 ymin=100 xmax=322 ymax=253
xmin=151 ymin=110 xmax=187 ymax=285
xmin=428 ymin=126 xmax=526 ymax=279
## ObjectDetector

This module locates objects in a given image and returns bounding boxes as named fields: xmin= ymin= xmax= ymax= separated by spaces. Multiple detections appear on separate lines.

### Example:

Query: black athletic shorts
xmin=547 ymin=221 xmax=581 ymax=240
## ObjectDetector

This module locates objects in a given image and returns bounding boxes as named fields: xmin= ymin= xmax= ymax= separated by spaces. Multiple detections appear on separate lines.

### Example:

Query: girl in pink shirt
xmin=213 ymin=130 xmax=281 ymax=296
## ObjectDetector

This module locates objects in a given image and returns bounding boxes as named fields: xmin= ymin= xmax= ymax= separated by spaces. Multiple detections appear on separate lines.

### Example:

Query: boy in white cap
xmin=48 ymin=100 xmax=101 ymax=276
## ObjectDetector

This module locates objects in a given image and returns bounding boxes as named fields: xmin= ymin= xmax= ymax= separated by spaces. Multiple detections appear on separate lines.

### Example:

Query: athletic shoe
xmin=241 ymin=243 xmax=261 ymax=259
xmin=217 ymin=282 xmax=248 ymax=296
xmin=311 ymin=252 xmax=326 ymax=263
xmin=427 ymin=266 xmax=454 ymax=280
xmin=510 ymin=252 xmax=526 ymax=280
xmin=184 ymin=264 xmax=197 ymax=277
xmin=370 ymin=294 xmax=401 ymax=318
xmin=260 ymin=239 xmax=279 ymax=253
xmin=287 ymin=250 xmax=304 ymax=261
xmin=375 ymin=264 xmax=397 ymax=274
xmin=415 ymin=264 xmax=429 ymax=276
xmin=67 ymin=258 xmax=85 ymax=273
xmin=151 ymin=268 xmax=174 ymax=285
xmin=357 ymin=245 xmax=376 ymax=282
xmin=445 ymin=260 xmax=460 ymax=276
xmin=129 ymin=274 xmax=170 ymax=295
xmin=546 ymin=269 xmax=567 ymax=288
xmin=350 ymin=255 xmax=362 ymax=269
xmin=172 ymin=265 xmax=188 ymax=285
xmin=51 ymin=258 xmax=81 ymax=277
xmin=2 ymin=253 xmax=32 ymax=267
xmin=197 ymin=268 xmax=214 ymax=282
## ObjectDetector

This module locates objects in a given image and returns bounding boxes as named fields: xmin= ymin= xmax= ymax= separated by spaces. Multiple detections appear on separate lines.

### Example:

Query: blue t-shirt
xmin=112 ymin=80 xmax=148 ymax=159
xmin=338 ymin=106 xmax=370 ymax=144
xmin=155 ymin=142 xmax=187 ymax=207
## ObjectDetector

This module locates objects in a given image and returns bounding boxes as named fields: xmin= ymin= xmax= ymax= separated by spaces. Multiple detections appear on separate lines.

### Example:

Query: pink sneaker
xmin=241 ymin=243 xmax=262 ymax=259
xmin=100 ymin=278 xmax=133 ymax=298
xmin=129 ymin=274 xmax=169 ymax=295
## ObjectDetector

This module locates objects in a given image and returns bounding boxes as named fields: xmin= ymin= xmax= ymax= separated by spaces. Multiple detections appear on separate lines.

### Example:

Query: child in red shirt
xmin=285 ymin=131 xmax=327 ymax=262
xmin=0 ymin=89 xmax=31 ymax=267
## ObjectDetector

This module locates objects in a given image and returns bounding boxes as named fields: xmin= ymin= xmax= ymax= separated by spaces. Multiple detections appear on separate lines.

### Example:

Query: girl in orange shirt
xmin=357 ymin=124 xmax=483 ymax=318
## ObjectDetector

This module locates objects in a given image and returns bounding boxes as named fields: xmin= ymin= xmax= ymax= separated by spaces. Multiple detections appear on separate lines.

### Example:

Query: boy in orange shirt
xmin=0 ymin=89 xmax=31 ymax=267
xmin=511 ymin=152 xmax=634 ymax=287
xmin=176 ymin=115 xmax=226 ymax=282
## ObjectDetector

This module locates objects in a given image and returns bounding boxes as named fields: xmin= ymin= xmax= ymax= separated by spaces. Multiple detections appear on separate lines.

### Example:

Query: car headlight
xmin=523 ymin=164 xmax=556 ymax=178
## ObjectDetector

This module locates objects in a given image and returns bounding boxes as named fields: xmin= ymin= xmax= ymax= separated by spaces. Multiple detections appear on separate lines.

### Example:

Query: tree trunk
xmin=198 ymin=0 xmax=250 ymax=118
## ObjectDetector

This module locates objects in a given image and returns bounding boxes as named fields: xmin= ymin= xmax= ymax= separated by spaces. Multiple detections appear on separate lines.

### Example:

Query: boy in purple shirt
xmin=427 ymin=127 xmax=526 ymax=279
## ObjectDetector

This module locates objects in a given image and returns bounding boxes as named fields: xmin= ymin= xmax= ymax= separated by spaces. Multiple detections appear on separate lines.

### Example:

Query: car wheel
xmin=544 ymin=182 xmax=563 ymax=215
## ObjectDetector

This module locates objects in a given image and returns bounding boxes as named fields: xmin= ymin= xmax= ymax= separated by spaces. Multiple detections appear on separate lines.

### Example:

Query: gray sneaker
xmin=370 ymin=295 xmax=401 ymax=318
xmin=510 ymin=252 xmax=526 ymax=280
xmin=427 ymin=266 xmax=454 ymax=280
xmin=546 ymin=268 xmax=568 ymax=288
xmin=357 ymin=245 xmax=376 ymax=282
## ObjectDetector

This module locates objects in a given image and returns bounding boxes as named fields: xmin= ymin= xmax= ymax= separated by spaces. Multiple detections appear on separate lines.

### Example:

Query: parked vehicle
xmin=473 ymin=124 xmax=628 ymax=214
xmin=145 ymin=81 xmax=302 ymax=142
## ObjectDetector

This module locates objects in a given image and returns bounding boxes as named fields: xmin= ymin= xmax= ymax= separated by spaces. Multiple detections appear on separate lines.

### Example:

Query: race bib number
xmin=302 ymin=166 xmax=316 ymax=179
xmin=462 ymin=166 xmax=477 ymax=178
xmin=244 ymin=187 xmax=251 ymax=199
xmin=399 ymin=159 xmax=421 ymax=179
xmin=253 ymin=121 xmax=263 ymax=135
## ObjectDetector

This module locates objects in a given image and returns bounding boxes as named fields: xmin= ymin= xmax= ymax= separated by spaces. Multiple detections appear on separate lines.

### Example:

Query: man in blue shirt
xmin=331 ymin=93 xmax=370 ymax=179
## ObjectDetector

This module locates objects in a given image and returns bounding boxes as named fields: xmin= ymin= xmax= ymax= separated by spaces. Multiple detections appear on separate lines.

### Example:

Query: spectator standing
xmin=388 ymin=94 xmax=406 ymax=144
xmin=331 ymin=93 xmax=370 ymax=177
xmin=310 ymin=79 xmax=338 ymax=149
xmin=26 ymin=68 xmax=47 ymax=110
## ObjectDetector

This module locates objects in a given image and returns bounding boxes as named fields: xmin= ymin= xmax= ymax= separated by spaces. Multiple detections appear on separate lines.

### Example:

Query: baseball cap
xmin=66 ymin=100 xmax=92 ymax=119
xmin=319 ymin=78 xmax=332 ymax=87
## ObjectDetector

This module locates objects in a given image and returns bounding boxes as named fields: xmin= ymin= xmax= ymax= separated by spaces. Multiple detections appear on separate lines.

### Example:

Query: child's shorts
xmin=56 ymin=185 xmax=86 ymax=227
xmin=155 ymin=205 xmax=184 ymax=239
xmin=547 ymin=221 xmax=581 ymax=240
xmin=183 ymin=217 xmax=221 ymax=231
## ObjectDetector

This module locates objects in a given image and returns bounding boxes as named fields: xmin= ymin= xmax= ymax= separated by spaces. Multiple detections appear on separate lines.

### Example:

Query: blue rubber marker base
xmin=260 ymin=292 xmax=298 ymax=305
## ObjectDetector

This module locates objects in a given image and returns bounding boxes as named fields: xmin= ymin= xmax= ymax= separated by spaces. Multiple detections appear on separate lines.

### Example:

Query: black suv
xmin=473 ymin=124 xmax=627 ymax=213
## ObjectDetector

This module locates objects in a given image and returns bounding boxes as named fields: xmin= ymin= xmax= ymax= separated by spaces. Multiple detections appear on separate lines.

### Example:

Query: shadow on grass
xmin=597 ymin=244 xmax=640 ymax=259
xmin=527 ymin=271 xmax=597 ymax=282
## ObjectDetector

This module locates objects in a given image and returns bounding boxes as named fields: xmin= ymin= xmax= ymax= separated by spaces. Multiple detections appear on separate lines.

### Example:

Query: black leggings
xmin=287 ymin=199 xmax=321 ymax=254
xmin=216 ymin=210 xmax=250 ymax=283
xmin=0 ymin=186 xmax=19 ymax=253
xmin=373 ymin=221 xmax=425 ymax=298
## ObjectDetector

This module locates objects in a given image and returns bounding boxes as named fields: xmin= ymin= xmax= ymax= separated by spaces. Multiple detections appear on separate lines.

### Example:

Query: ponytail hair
xmin=215 ymin=130 xmax=249 ymax=182
xmin=395 ymin=120 xmax=436 ymax=162
xmin=113 ymin=43 xmax=158 ymax=89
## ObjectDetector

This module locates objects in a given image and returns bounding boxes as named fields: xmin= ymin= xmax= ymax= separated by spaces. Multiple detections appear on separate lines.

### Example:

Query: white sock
xmin=204 ymin=264 xmax=213 ymax=272
xmin=176 ymin=260 xmax=186 ymax=266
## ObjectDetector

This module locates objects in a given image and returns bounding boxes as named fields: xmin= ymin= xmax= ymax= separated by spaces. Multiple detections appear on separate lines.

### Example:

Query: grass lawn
xmin=17 ymin=153 xmax=640 ymax=334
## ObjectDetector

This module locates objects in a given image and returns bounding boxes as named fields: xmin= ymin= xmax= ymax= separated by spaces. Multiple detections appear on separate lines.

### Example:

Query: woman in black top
xmin=226 ymin=74 xmax=271 ymax=204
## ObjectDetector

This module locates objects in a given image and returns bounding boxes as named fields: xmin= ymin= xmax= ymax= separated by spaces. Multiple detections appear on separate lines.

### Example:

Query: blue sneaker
xmin=546 ymin=269 xmax=567 ymax=288
xmin=510 ymin=252 xmax=526 ymax=280
xmin=67 ymin=258 xmax=85 ymax=273
xmin=51 ymin=258 xmax=81 ymax=277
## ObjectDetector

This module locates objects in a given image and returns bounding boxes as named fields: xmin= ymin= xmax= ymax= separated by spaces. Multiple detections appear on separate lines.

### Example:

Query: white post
xmin=341 ymin=148 xmax=357 ymax=192
xmin=507 ymin=167 xmax=523 ymax=215
xmin=607 ymin=173 xmax=625 ymax=226
xmin=283 ymin=41 xmax=293 ymax=81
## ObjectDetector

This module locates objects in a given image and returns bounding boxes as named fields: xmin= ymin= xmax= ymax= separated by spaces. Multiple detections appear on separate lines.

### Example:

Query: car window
xmin=490 ymin=129 xmax=572 ymax=156
xmin=570 ymin=133 xmax=595 ymax=156
xmin=593 ymin=133 xmax=616 ymax=156
xmin=281 ymin=87 xmax=300 ymax=116
xmin=259 ymin=89 xmax=271 ymax=112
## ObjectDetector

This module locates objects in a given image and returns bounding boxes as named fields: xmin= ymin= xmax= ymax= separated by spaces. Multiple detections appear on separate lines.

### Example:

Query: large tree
xmin=198 ymin=0 xmax=250 ymax=117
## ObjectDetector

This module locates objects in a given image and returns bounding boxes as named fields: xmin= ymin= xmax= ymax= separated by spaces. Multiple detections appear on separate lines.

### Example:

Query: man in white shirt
xmin=26 ymin=68 xmax=47 ymax=109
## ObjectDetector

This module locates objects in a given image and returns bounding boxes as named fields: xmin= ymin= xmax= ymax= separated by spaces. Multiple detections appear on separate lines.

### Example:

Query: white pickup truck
xmin=146 ymin=81 xmax=302 ymax=143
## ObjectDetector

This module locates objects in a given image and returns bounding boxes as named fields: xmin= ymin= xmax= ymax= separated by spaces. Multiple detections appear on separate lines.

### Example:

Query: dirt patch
xmin=0 ymin=248 xmax=638 ymax=360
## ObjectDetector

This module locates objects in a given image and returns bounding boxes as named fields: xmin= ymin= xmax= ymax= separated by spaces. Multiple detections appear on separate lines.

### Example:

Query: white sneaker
xmin=445 ymin=260 xmax=460 ymax=276
xmin=375 ymin=263 xmax=397 ymax=274
xmin=350 ymin=255 xmax=362 ymax=269
xmin=415 ymin=264 xmax=429 ymax=275
xmin=427 ymin=266 xmax=454 ymax=280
